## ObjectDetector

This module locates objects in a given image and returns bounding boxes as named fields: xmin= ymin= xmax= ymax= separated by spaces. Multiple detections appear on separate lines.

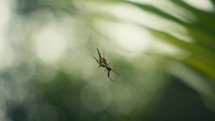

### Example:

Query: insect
xmin=93 ymin=48 xmax=118 ymax=81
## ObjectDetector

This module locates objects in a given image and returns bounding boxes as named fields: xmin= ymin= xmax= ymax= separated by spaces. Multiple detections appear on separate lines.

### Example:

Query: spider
xmin=93 ymin=48 xmax=118 ymax=81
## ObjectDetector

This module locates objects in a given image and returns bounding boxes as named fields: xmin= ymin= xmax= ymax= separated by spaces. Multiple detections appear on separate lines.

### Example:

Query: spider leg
xmin=108 ymin=76 xmax=113 ymax=81
xmin=106 ymin=67 xmax=113 ymax=81
xmin=107 ymin=69 xmax=110 ymax=77
xmin=107 ymin=70 xmax=113 ymax=81
xmin=97 ymin=48 xmax=102 ymax=59
xmin=92 ymin=55 xmax=99 ymax=64
xmin=111 ymin=68 xmax=120 ymax=75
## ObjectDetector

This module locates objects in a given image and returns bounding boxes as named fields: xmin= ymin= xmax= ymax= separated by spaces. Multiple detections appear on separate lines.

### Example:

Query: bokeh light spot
xmin=34 ymin=25 xmax=67 ymax=64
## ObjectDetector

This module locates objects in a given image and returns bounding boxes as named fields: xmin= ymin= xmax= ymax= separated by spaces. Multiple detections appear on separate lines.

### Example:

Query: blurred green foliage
xmin=0 ymin=0 xmax=215 ymax=121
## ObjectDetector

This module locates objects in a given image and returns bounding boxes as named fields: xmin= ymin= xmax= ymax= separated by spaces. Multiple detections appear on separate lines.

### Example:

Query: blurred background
xmin=0 ymin=0 xmax=215 ymax=121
